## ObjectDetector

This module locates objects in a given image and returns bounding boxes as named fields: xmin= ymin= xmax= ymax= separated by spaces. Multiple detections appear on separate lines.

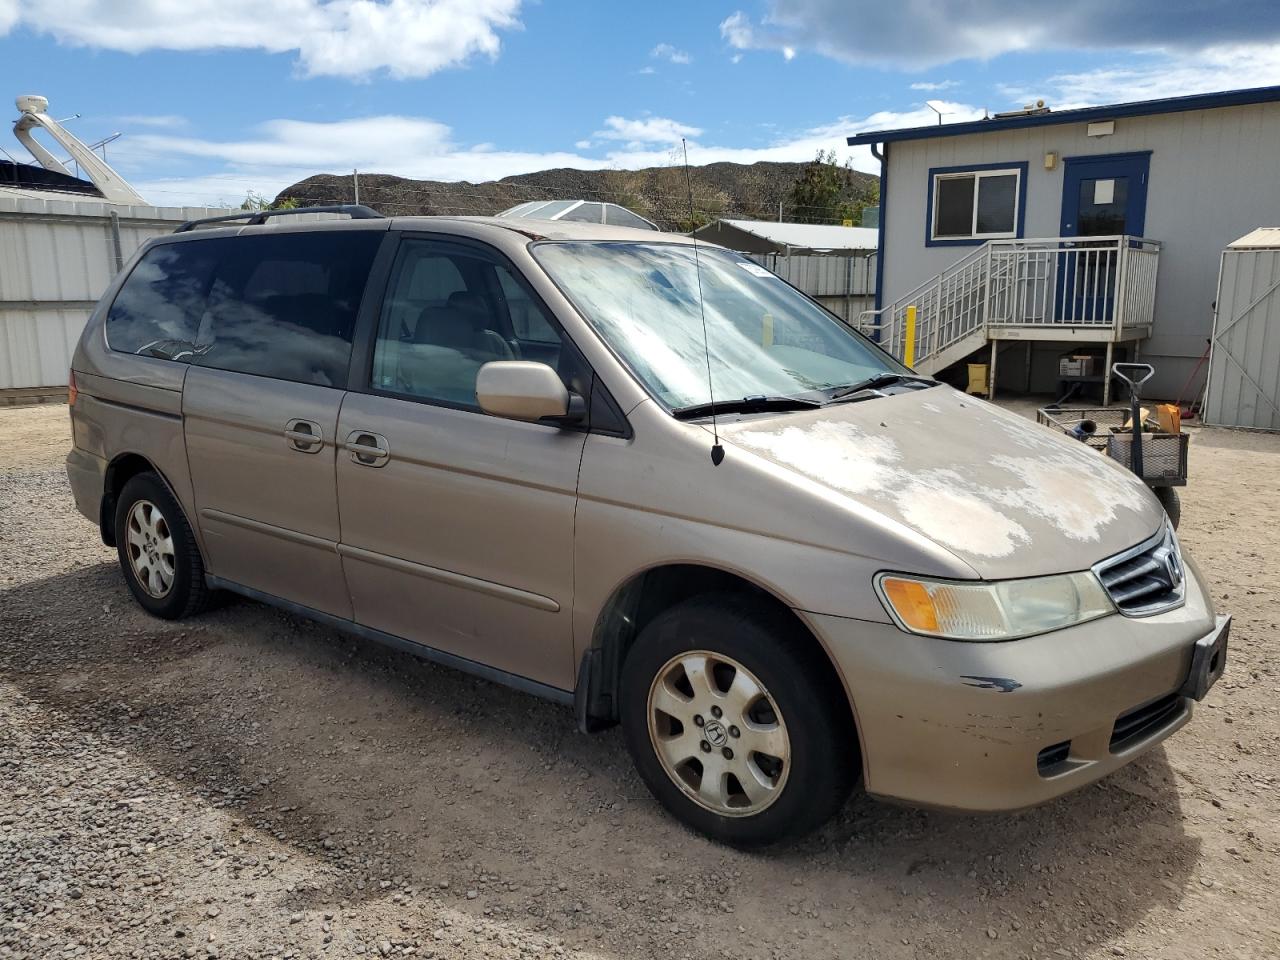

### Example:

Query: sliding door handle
xmin=284 ymin=419 xmax=324 ymax=453
xmin=343 ymin=430 xmax=390 ymax=467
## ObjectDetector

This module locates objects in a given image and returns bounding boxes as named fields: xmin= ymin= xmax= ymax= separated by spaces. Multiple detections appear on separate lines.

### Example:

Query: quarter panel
xmin=70 ymin=369 xmax=200 ymax=549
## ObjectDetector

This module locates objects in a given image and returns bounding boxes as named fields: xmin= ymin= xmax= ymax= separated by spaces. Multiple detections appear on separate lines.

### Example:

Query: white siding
xmin=880 ymin=101 xmax=1280 ymax=396
xmin=0 ymin=196 xmax=233 ymax=389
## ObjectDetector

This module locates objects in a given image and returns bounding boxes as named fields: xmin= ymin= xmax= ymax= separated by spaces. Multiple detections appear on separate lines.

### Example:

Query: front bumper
xmin=807 ymin=557 xmax=1222 ymax=813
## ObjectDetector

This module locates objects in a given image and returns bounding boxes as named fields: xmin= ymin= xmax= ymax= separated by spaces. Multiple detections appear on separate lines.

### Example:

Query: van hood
xmin=720 ymin=386 xmax=1162 ymax=580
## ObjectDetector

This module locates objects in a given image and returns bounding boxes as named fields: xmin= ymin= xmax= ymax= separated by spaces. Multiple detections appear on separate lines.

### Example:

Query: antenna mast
xmin=682 ymin=139 xmax=724 ymax=466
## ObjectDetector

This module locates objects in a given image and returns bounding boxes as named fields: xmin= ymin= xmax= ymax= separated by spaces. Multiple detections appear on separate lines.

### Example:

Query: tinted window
xmin=106 ymin=243 xmax=217 ymax=360
xmin=371 ymin=240 xmax=570 ymax=408
xmin=604 ymin=206 xmax=655 ymax=230
xmin=106 ymin=231 xmax=380 ymax=386
xmin=976 ymin=174 xmax=1018 ymax=233
xmin=497 ymin=268 xmax=558 ymax=344
xmin=933 ymin=176 xmax=975 ymax=237
xmin=559 ymin=202 xmax=603 ymax=224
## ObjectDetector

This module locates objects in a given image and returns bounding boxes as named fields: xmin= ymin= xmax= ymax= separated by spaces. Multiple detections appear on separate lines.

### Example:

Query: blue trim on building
xmin=872 ymin=142 xmax=888 ymax=318
xmin=847 ymin=84 xmax=1280 ymax=147
xmin=924 ymin=161 xmax=1029 ymax=248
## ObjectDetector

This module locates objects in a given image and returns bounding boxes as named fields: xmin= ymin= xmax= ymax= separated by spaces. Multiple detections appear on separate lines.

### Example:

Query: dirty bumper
xmin=805 ymin=561 xmax=1220 ymax=813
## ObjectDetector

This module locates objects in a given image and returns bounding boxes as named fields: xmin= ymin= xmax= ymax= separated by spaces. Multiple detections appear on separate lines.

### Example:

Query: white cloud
xmin=650 ymin=42 xmax=692 ymax=64
xmin=719 ymin=11 xmax=755 ymax=50
xmin=115 ymin=114 xmax=189 ymax=129
xmin=1004 ymin=43 xmax=1280 ymax=109
xmin=910 ymin=80 xmax=958 ymax=92
xmin=593 ymin=116 xmax=704 ymax=144
xmin=0 ymin=0 xmax=523 ymax=79
xmin=719 ymin=1 xmax=1280 ymax=69
xmin=638 ymin=65 xmax=656 ymax=75
xmin=109 ymin=103 xmax=985 ymax=208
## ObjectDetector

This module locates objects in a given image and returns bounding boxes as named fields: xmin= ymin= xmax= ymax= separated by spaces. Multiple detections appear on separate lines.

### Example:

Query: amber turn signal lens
xmin=881 ymin=577 xmax=939 ymax=632
xmin=67 ymin=370 xmax=78 ymax=407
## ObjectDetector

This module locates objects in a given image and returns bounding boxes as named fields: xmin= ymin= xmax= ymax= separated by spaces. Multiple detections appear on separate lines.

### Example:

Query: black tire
xmin=620 ymin=594 xmax=858 ymax=847
xmin=1155 ymin=486 xmax=1181 ymax=529
xmin=114 ymin=472 xmax=211 ymax=619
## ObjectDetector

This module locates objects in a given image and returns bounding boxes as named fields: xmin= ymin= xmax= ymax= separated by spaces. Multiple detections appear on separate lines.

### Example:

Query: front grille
xmin=1110 ymin=692 xmax=1183 ymax=752
xmin=1094 ymin=525 xmax=1185 ymax=616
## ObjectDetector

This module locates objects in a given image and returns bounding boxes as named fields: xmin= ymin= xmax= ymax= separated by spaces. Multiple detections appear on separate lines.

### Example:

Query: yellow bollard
xmin=903 ymin=305 xmax=917 ymax=369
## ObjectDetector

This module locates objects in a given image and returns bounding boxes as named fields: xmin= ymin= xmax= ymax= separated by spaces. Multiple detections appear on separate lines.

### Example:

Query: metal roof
xmin=847 ymin=84 xmax=1280 ymax=147
xmin=1228 ymin=227 xmax=1280 ymax=250
xmin=691 ymin=219 xmax=878 ymax=254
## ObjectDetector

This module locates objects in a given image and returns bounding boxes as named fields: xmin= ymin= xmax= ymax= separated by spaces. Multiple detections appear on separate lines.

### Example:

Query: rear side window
xmin=106 ymin=231 xmax=381 ymax=387
xmin=106 ymin=243 xmax=218 ymax=361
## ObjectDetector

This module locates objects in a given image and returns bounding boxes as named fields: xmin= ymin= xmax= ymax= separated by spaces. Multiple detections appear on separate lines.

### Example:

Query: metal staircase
xmin=858 ymin=236 xmax=1161 ymax=381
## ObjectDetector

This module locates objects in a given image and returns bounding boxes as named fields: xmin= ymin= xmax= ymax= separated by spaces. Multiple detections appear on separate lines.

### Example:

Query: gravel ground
xmin=2 ymin=401 xmax=1279 ymax=960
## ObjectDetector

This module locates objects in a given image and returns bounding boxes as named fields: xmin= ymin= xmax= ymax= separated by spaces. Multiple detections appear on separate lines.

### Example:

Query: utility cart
xmin=1037 ymin=364 xmax=1189 ymax=527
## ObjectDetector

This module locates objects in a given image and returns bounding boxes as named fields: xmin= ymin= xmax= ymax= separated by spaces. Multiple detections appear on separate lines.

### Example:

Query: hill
xmin=276 ymin=160 xmax=878 ymax=231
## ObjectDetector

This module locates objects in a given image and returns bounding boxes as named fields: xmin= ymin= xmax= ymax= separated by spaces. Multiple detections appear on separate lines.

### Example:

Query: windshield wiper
xmin=828 ymin=373 xmax=937 ymax=402
xmin=672 ymin=395 xmax=823 ymax=420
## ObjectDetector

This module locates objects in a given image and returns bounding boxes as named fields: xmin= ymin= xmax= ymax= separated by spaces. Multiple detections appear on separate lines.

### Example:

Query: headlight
xmin=876 ymin=571 xmax=1115 ymax=641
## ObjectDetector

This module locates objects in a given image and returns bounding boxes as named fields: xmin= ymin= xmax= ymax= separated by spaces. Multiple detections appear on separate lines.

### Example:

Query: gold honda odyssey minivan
xmin=66 ymin=206 xmax=1229 ymax=845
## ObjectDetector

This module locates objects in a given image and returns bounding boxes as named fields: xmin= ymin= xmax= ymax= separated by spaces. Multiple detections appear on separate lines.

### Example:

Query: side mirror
xmin=476 ymin=361 xmax=585 ymax=425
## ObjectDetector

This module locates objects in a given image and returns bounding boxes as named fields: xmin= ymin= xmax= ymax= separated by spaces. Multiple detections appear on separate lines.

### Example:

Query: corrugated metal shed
xmin=692 ymin=219 xmax=878 ymax=255
xmin=1204 ymin=227 xmax=1280 ymax=430
xmin=1228 ymin=227 xmax=1280 ymax=249
xmin=0 ymin=194 xmax=233 ymax=390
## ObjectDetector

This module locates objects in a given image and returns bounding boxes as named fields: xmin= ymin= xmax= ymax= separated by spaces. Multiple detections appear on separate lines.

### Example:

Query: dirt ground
xmin=2 ymin=401 xmax=1278 ymax=960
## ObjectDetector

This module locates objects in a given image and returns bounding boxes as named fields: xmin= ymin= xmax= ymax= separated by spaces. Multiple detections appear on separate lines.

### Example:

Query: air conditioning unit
xmin=993 ymin=99 xmax=1049 ymax=120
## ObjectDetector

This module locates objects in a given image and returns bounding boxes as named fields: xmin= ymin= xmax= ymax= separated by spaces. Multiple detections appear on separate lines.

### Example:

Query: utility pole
xmin=353 ymin=169 xmax=360 ymax=205
xmin=778 ymin=198 xmax=783 ymax=222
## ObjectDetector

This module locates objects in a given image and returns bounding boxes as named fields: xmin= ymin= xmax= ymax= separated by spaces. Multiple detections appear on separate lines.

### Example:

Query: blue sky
xmin=3 ymin=1 xmax=1280 ymax=208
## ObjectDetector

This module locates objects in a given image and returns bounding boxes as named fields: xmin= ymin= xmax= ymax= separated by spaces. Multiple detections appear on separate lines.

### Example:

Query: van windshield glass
xmin=533 ymin=241 xmax=904 ymax=410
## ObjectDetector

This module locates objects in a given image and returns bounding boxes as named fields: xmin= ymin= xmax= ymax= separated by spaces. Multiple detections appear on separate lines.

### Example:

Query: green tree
xmin=786 ymin=150 xmax=878 ymax=225
xmin=240 ymin=190 xmax=300 ymax=212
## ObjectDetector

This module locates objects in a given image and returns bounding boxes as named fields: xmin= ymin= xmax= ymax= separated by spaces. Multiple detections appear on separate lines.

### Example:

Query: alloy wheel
xmin=646 ymin=651 xmax=791 ymax=817
xmin=125 ymin=500 xmax=176 ymax=598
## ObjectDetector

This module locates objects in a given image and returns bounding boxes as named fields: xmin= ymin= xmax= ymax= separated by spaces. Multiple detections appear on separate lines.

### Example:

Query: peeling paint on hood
xmin=723 ymin=387 xmax=1162 ymax=579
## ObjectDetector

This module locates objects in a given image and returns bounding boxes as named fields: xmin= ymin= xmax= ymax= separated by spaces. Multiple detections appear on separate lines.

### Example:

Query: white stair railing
xmin=857 ymin=236 xmax=1161 ymax=369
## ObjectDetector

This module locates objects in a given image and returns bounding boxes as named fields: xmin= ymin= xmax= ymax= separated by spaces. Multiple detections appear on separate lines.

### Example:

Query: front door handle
xmin=284 ymin=418 xmax=324 ymax=453
xmin=343 ymin=430 xmax=390 ymax=467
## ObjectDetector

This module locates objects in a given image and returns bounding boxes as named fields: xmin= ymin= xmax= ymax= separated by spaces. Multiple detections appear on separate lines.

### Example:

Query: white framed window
xmin=930 ymin=167 xmax=1022 ymax=241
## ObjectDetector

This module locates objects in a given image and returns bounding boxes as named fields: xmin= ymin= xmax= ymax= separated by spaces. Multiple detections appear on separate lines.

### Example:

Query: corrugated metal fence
xmin=1205 ymin=235 xmax=1280 ymax=430
xmin=0 ymin=196 xmax=232 ymax=391
xmin=746 ymin=252 xmax=877 ymax=322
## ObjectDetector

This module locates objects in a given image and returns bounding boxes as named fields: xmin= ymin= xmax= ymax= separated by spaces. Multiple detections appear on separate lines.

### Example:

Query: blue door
xmin=1057 ymin=152 xmax=1150 ymax=323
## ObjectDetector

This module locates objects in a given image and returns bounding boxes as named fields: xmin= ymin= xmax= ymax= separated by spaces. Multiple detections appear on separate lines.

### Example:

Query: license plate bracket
xmin=1179 ymin=615 xmax=1230 ymax=701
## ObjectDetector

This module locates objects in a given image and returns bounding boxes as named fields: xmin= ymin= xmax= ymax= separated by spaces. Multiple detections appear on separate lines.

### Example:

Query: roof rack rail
xmin=174 ymin=204 xmax=384 ymax=233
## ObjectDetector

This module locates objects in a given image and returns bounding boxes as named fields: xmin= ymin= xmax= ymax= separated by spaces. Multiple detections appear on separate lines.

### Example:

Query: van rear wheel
xmin=114 ymin=472 xmax=210 ymax=619
xmin=619 ymin=594 xmax=857 ymax=846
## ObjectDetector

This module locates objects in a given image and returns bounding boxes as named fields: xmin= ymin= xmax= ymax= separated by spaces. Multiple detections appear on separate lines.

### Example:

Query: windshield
xmin=532 ymin=241 xmax=905 ymax=410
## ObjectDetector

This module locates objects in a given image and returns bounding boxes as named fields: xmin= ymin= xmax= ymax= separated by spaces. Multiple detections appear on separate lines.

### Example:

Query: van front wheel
xmin=114 ymin=472 xmax=211 ymax=619
xmin=619 ymin=595 xmax=857 ymax=846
